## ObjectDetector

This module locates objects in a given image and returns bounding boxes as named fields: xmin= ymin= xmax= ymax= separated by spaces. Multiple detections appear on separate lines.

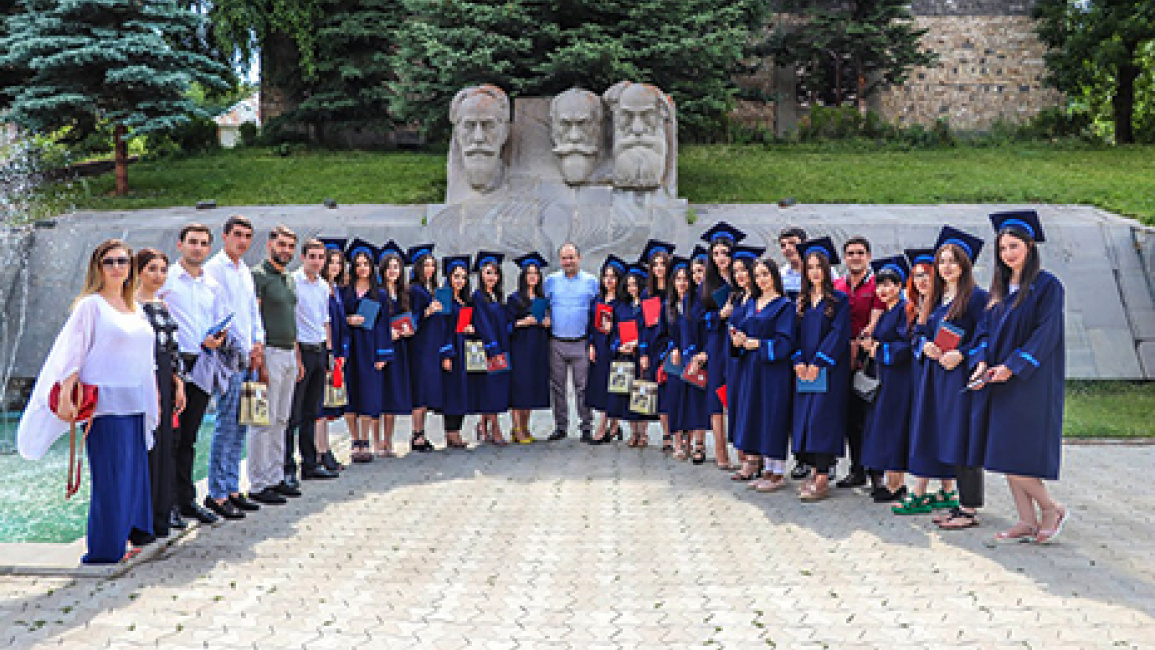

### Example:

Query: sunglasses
xmin=101 ymin=256 xmax=131 ymax=268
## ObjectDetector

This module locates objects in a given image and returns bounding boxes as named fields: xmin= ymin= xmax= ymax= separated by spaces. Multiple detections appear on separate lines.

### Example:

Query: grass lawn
xmin=44 ymin=143 xmax=1155 ymax=225
xmin=1063 ymin=381 xmax=1155 ymax=439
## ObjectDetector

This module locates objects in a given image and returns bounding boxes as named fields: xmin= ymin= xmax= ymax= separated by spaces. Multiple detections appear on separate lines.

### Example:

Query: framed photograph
xmin=608 ymin=361 xmax=635 ymax=394
xmin=465 ymin=340 xmax=488 ymax=373
xmin=629 ymin=379 xmax=658 ymax=415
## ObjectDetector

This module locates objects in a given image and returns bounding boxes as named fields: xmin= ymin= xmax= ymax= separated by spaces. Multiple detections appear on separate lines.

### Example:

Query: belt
xmin=298 ymin=342 xmax=326 ymax=353
xmin=267 ymin=343 xmax=295 ymax=351
xmin=552 ymin=335 xmax=586 ymax=343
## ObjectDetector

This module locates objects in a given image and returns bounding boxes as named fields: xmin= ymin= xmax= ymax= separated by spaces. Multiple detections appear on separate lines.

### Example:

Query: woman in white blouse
xmin=18 ymin=239 xmax=159 ymax=564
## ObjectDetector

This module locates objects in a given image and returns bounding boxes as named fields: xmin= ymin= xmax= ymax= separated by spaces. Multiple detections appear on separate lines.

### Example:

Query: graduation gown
xmin=584 ymin=297 xmax=618 ymax=412
xmin=860 ymin=300 xmax=914 ymax=472
xmin=320 ymin=292 xmax=350 ymax=418
xmin=507 ymin=291 xmax=551 ymax=410
xmin=408 ymin=285 xmax=445 ymax=411
xmin=468 ymin=290 xmax=511 ymax=414
xmin=640 ymin=292 xmax=671 ymax=415
xmin=702 ymin=283 xmax=733 ymax=415
xmin=339 ymin=285 xmax=391 ymax=417
xmin=731 ymin=296 xmax=796 ymax=460
xmin=439 ymin=299 xmax=471 ymax=417
xmin=908 ymin=288 xmax=990 ymax=471
xmin=725 ymin=294 xmax=752 ymax=442
xmin=606 ymin=301 xmax=641 ymax=420
xmin=975 ymin=272 xmax=1065 ymax=480
xmin=791 ymin=291 xmax=851 ymax=457
xmin=667 ymin=295 xmax=710 ymax=433
xmin=380 ymin=291 xmax=413 ymax=414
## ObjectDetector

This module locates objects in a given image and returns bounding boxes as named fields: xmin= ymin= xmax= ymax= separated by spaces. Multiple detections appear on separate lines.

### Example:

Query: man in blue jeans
xmin=543 ymin=243 xmax=599 ymax=441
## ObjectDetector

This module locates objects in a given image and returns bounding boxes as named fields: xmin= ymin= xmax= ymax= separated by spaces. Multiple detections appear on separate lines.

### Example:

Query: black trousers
xmin=149 ymin=364 xmax=176 ymax=534
xmin=285 ymin=346 xmax=326 ymax=476
xmin=846 ymin=390 xmax=869 ymax=473
xmin=443 ymin=414 xmax=465 ymax=432
xmin=955 ymin=465 xmax=985 ymax=509
xmin=174 ymin=370 xmax=210 ymax=507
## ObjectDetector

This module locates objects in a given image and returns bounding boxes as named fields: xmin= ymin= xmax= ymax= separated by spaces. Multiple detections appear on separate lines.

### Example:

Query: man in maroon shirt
xmin=833 ymin=235 xmax=884 ymax=490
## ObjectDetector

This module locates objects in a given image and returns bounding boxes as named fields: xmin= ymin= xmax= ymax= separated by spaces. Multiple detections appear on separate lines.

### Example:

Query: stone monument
xmin=447 ymin=84 xmax=511 ymax=199
xmin=550 ymin=88 xmax=605 ymax=186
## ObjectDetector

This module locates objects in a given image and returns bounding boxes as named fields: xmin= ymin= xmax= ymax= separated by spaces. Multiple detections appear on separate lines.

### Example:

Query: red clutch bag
xmin=49 ymin=381 xmax=99 ymax=422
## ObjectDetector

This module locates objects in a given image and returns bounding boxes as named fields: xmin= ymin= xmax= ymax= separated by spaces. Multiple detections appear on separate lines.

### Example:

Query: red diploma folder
xmin=641 ymin=297 xmax=661 ymax=327
xmin=456 ymin=307 xmax=473 ymax=334
xmin=683 ymin=363 xmax=708 ymax=389
xmin=486 ymin=352 xmax=509 ymax=373
xmin=618 ymin=320 xmax=638 ymax=346
xmin=716 ymin=384 xmax=728 ymax=409
xmin=391 ymin=312 xmax=415 ymax=338
xmin=934 ymin=322 xmax=964 ymax=352
xmin=595 ymin=303 xmax=613 ymax=334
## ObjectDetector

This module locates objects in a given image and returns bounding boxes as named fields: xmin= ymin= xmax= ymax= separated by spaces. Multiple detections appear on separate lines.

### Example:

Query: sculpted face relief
xmin=550 ymin=88 xmax=603 ymax=185
xmin=605 ymin=82 xmax=671 ymax=190
xmin=450 ymin=85 xmax=510 ymax=192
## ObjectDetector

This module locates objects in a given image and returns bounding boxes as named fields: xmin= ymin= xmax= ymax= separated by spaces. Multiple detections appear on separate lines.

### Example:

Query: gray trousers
xmin=550 ymin=338 xmax=592 ymax=434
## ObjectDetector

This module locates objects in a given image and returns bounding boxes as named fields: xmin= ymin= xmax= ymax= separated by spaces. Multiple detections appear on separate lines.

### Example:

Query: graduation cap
xmin=799 ymin=236 xmax=840 ymax=266
xmin=731 ymin=245 xmax=766 ymax=262
xmin=627 ymin=263 xmax=649 ymax=279
xmin=905 ymin=247 xmax=936 ymax=267
xmin=406 ymin=243 xmax=435 ymax=263
xmin=871 ymin=255 xmax=910 ymax=282
xmin=378 ymin=239 xmax=407 ymax=265
xmin=935 ymin=225 xmax=984 ymax=263
xmin=513 ymin=252 xmax=548 ymax=270
xmin=473 ymin=250 xmax=505 ymax=273
xmin=639 ymin=239 xmax=676 ymax=263
xmin=602 ymin=254 xmax=628 ymax=274
xmin=700 ymin=221 xmax=747 ymax=245
xmin=345 ymin=237 xmax=379 ymax=263
xmin=690 ymin=244 xmax=709 ymax=263
xmin=318 ymin=237 xmax=346 ymax=252
xmin=669 ymin=255 xmax=691 ymax=272
xmin=442 ymin=254 xmax=471 ymax=275
xmin=989 ymin=209 xmax=1046 ymax=243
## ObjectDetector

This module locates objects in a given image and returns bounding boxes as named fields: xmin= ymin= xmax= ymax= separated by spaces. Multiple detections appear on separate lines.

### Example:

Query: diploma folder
xmin=455 ymin=307 xmax=473 ymax=334
xmin=796 ymin=367 xmax=828 ymax=393
xmin=205 ymin=312 xmax=234 ymax=339
xmin=391 ymin=312 xmax=415 ymax=337
xmin=618 ymin=320 xmax=639 ymax=346
xmin=355 ymin=298 xmax=380 ymax=329
xmin=530 ymin=297 xmax=549 ymax=322
xmin=434 ymin=287 xmax=454 ymax=315
xmin=641 ymin=297 xmax=661 ymax=327
xmin=934 ymin=322 xmax=965 ymax=352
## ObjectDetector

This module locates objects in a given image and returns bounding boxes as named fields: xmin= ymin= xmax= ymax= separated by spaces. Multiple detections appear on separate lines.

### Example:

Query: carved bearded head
xmin=450 ymin=85 xmax=511 ymax=192
xmin=604 ymin=82 xmax=672 ymax=190
xmin=550 ymin=88 xmax=603 ymax=185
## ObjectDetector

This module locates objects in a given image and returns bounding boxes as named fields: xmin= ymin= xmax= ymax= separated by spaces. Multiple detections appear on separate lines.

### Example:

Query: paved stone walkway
xmin=1 ymin=424 xmax=1153 ymax=649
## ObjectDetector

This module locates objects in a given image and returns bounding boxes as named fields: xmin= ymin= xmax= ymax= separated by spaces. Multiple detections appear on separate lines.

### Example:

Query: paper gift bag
xmin=239 ymin=373 xmax=271 ymax=426
xmin=465 ymin=340 xmax=488 ymax=372
xmin=629 ymin=379 xmax=658 ymax=416
xmin=608 ymin=360 xmax=636 ymax=395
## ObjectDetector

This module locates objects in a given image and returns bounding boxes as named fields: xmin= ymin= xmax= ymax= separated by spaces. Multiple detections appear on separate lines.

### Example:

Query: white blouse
xmin=17 ymin=294 xmax=158 ymax=460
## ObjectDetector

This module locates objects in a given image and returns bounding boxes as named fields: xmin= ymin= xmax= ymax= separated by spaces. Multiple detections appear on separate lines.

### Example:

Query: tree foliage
xmin=763 ymin=0 xmax=938 ymax=108
xmin=1034 ymin=0 xmax=1155 ymax=143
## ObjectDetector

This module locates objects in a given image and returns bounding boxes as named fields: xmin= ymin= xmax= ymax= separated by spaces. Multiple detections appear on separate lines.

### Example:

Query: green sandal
xmin=891 ymin=493 xmax=933 ymax=515
xmin=928 ymin=489 xmax=960 ymax=510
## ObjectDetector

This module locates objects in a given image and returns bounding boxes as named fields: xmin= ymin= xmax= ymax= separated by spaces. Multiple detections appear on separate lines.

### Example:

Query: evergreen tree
xmin=1034 ymin=0 xmax=1155 ymax=144
xmin=389 ymin=0 xmax=767 ymax=138
xmin=0 ymin=0 xmax=230 ymax=194
xmin=0 ymin=0 xmax=28 ymax=112
xmin=764 ymin=0 xmax=937 ymax=109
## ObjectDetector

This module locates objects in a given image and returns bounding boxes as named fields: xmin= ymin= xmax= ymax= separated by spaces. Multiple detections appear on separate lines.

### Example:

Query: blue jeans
xmin=208 ymin=371 xmax=246 ymax=500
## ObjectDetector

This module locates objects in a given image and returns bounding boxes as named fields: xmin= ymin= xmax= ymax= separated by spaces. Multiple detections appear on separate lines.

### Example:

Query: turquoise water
xmin=0 ymin=413 xmax=220 ymax=543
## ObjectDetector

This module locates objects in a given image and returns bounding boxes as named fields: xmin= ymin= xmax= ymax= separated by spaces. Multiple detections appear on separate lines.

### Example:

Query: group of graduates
xmin=328 ymin=208 xmax=1068 ymax=545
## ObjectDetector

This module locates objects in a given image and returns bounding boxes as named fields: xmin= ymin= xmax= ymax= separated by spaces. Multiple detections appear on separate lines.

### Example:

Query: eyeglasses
xmin=101 ymin=256 xmax=131 ymax=268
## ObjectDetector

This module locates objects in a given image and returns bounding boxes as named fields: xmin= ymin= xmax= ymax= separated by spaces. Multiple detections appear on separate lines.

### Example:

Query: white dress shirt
xmin=159 ymin=261 xmax=228 ymax=355
xmin=204 ymin=250 xmax=264 ymax=355
xmin=292 ymin=268 xmax=330 ymax=345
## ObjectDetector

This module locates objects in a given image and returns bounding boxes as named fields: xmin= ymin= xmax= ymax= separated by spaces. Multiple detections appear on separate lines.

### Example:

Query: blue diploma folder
xmin=205 ymin=312 xmax=234 ymax=339
xmin=530 ymin=297 xmax=549 ymax=321
xmin=796 ymin=367 xmax=828 ymax=393
xmin=434 ymin=287 xmax=454 ymax=315
xmin=355 ymin=298 xmax=381 ymax=329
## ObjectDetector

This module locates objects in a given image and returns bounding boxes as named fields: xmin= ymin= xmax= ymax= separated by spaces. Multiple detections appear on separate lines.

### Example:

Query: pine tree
xmin=0 ymin=0 xmax=230 ymax=194
xmin=0 ymin=0 xmax=27 ymax=112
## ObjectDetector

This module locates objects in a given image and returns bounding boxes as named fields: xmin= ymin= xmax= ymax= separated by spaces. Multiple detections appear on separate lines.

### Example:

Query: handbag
xmin=629 ymin=379 xmax=658 ymax=416
xmin=323 ymin=358 xmax=348 ymax=408
xmin=608 ymin=360 xmax=635 ymax=395
xmin=465 ymin=340 xmax=488 ymax=373
xmin=49 ymin=380 xmax=99 ymax=499
xmin=853 ymin=355 xmax=880 ymax=402
xmin=238 ymin=371 xmax=271 ymax=426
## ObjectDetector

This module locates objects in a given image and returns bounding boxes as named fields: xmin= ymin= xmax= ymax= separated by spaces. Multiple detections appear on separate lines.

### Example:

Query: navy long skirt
xmin=83 ymin=414 xmax=152 ymax=564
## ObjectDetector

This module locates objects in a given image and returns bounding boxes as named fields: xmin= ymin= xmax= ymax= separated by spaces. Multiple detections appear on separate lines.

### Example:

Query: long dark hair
xmin=799 ymin=251 xmax=837 ymax=318
xmin=477 ymin=260 xmax=504 ymax=303
xmin=751 ymin=257 xmax=785 ymax=301
xmin=988 ymin=229 xmax=1040 ymax=310
xmin=379 ymin=253 xmax=411 ymax=312
xmin=731 ymin=256 xmax=757 ymax=302
xmin=350 ymin=251 xmax=380 ymax=293
xmin=600 ymin=263 xmax=626 ymax=303
xmin=322 ymin=249 xmax=347 ymax=288
xmin=906 ymin=262 xmax=932 ymax=328
xmin=700 ymin=239 xmax=733 ymax=309
xmin=410 ymin=252 xmax=439 ymax=292
xmin=448 ymin=265 xmax=472 ymax=304
xmin=646 ymin=251 xmax=670 ymax=297
xmin=924 ymin=243 xmax=975 ymax=324
xmin=625 ymin=273 xmax=645 ymax=305
xmin=666 ymin=265 xmax=695 ymax=323
xmin=515 ymin=263 xmax=544 ymax=310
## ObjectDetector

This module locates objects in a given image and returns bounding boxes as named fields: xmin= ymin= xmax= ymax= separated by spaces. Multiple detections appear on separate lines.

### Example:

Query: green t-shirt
xmin=252 ymin=259 xmax=297 ymax=349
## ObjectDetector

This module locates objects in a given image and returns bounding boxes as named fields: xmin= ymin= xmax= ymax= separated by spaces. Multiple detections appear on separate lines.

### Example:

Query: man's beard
xmin=462 ymin=150 xmax=500 ymax=189
xmin=554 ymin=142 xmax=598 ymax=183
xmin=612 ymin=135 xmax=666 ymax=189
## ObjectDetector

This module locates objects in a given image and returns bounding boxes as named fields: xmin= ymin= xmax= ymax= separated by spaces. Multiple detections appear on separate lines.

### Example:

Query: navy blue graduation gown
xmin=320 ymin=291 xmax=351 ymax=418
xmin=702 ymin=283 xmax=733 ymax=415
xmin=731 ymin=297 xmax=796 ymax=460
xmin=407 ymin=285 xmax=445 ymax=411
xmin=339 ymin=285 xmax=391 ymax=417
xmin=725 ymin=294 xmax=752 ymax=441
xmin=667 ymin=295 xmax=710 ymax=433
xmin=975 ymin=272 xmax=1065 ymax=480
xmin=468 ymin=290 xmax=511 ymax=414
xmin=507 ymin=291 xmax=551 ymax=410
xmin=860 ymin=300 xmax=914 ymax=472
xmin=908 ymin=288 xmax=990 ymax=470
xmin=791 ymin=291 xmax=851 ymax=457
xmin=439 ymin=300 xmax=471 ymax=417
xmin=640 ymin=292 xmax=672 ymax=415
xmin=585 ymin=297 xmax=618 ymax=412
xmin=606 ymin=301 xmax=642 ymax=419
xmin=380 ymin=291 xmax=413 ymax=414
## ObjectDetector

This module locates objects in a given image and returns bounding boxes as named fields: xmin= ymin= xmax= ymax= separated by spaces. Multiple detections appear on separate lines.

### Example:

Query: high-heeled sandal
xmin=661 ymin=435 xmax=673 ymax=453
xmin=691 ymin=444 xmax=706 ymax=465
xmin=411 ymin=431 xmax=434 ymax=452
xmin=731 ymin=459 xmax=761 ymax=481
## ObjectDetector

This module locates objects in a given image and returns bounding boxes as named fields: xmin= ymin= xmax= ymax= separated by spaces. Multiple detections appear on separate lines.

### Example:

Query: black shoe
xmin=302 ymin=467 xmax=339 ymax=480
xmin=547 ymin=430 xmax=568 ymax=441
xmin=873 ymin=485 xmax=908 ymax=503
xmin=169 ymin=507 xmax=188 ymax=530
xmin=180 ymin=501 xmax=220 ymax=525
xmin=835 ymin=471 xmax=868 ymax=489
xmin=321 ymin=450 xmax=345 ymax=471
xmin=274 ymin=481 xmax=302 ymax=498
xmin=229 ymin=493 xmax=261 ymax=511
xmin=204 ymin=496 xmax=245 ymax=520
xmin=283 ymin=475 xmax=302 ymax=491
xmin=790 ymin=463 xmax=810 ymax=480
xmin=579 ymin=431 xmax=593 ymax=443
xmin=128 ymin=528 xmax=156 ymax=547
xmin=588 ymin=433 xmax=608 ymax=445
xmin=411 ymin=431 xmax=435 ymax=452
xmin=249 ymin=487 xmax=288 ymax=505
